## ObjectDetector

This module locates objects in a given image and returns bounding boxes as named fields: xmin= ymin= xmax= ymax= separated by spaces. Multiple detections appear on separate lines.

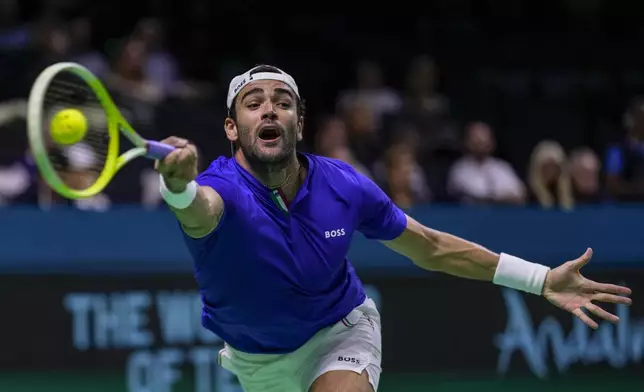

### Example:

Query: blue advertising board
xmin=0 ymin=205 xmax=642 ymax=274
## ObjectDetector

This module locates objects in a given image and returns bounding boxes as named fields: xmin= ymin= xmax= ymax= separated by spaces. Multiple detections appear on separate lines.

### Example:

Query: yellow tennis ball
xmin=50 ymin=109 xmax=88 ymax=145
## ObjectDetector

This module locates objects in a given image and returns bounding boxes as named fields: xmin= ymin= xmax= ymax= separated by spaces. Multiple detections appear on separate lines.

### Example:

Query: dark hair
xmin=384 ymin=143 xmax=414 ymax=170
xmin=227 ymin=64 xmax=306 ymax=121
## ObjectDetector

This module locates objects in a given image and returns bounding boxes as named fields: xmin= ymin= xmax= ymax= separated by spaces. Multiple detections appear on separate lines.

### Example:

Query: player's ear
xmin=224 ymin=117 xmax=238 ymax=142
xmin=296 ymin=116 xmax=304 ymax=142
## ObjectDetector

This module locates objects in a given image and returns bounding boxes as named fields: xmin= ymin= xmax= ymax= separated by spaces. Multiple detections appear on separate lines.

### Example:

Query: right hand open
xmin=155 ymin=136 xmax=199 ymax=193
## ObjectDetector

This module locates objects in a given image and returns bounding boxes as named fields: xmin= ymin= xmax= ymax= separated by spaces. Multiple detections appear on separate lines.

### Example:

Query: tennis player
xmin=155 ymin=65 xmax=632 ymax=392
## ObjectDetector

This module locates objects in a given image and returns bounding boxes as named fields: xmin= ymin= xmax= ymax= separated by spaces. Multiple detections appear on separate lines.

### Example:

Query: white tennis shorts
xmin=218 ymin=297 xmax=382 ymax=392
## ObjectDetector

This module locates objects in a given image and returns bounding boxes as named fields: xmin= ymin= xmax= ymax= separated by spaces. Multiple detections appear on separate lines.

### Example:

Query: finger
xmin=570 ymin=248 xmax=593 ymax=269
xmin=159 ymin=136 xmax=184 ymax=147
xmin=176 ymin=149 xmax=197 ymax=176
xmin=157 ymin=149 xmax=182 ymax=173
xmin=592 ymin=292 xmax=633 ymax=305
xmin=585 ymin=302 xmax=619 ymax=323
xmin=185 ymin=143 xmax=198 ymax=156
xmin=160 ymin=136 xmax=189 ymax=148
xmin=178 ymin=146 xmax=196 ymax=163
xmin=154 ymin=147 xmax=182 ymax=170
xmin=161 ymin=148 xmax=181 ymax=169
xmin=589 ymin=281 xmax=632 ymax=296
xmin=159 ymin=136 xmax=178 ymax=145
xmin=161 ymin=148 xmax=196 ymax=178
xmin=572 ymin=308 xmax=598 ymax=329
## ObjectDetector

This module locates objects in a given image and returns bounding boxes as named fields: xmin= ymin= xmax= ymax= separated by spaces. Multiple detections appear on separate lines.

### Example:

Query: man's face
xmin=226 ymin=80 xmax=302 ymax=165
xmin=466 ymin=123 xmax=494 ymax=159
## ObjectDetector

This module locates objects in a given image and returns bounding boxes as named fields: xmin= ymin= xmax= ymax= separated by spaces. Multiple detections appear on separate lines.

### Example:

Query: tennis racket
xmin=27 ymin=62 xmax=175 ymax=199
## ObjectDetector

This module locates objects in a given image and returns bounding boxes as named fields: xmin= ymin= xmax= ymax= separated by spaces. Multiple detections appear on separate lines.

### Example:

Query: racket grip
xmin=146 ymin=140 xmax=176 ymax=160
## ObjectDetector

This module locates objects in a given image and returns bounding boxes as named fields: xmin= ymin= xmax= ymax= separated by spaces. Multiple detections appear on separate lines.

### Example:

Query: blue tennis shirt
xmin=181 ymin=153 xmax=407 ymax=354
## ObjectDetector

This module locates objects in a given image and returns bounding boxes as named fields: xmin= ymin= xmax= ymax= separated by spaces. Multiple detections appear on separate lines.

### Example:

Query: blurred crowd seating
xmin=3 ymin=0 xmax=644 ymax=211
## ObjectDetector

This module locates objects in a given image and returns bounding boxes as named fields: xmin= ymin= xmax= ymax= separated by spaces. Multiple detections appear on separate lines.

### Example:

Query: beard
xmin=236 ymin=120 xmax=298 ymax=172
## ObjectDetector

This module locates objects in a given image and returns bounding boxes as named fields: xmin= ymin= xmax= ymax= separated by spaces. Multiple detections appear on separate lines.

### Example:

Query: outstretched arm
xmin=156 ymin=137 xmax=224 ymax=238
xmin=383 ymin=215 xmax=501 ymax=281
xmin=383 ymin=214 xmax=633 ymax=329
xmin=349 ymin=164 xmax=632 ymax=330
xmin=165 ymin=184 xmax=223 ymax=238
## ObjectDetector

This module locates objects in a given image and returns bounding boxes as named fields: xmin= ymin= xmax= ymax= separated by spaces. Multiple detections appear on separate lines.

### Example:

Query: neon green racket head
xmin=27 ymin=63 xmax=123 ymax=200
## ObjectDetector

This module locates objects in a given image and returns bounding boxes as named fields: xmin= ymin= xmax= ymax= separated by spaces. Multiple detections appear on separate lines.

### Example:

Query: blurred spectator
xmin=569 ymin=147 xmax=602 ymax=204
xmin=327 ymin=147 xmax=373 ymax=179
xmin=26 ymin=140 xmax=111 ymax=212
xmin=447 ymin=122 xmax=526 ymax=205
xmin=528 ymin=140 xmax=574 ymax=210
xmin=336 ymin=60 xmax=402 ymax=130
xmin=131 ymin=18 xmax=182 ymax=97
xmin=108 ymin=38 xmax=163 ymax=105
xmin=0 ymin=99 xmax=30 ymax=205
xmin=0 ymin=160 xmax=31 ymax=206
xmin=0 ymin=0 xmax=30 ymax=50
xmin=315 ymin=116 xmax=349 ymax=157
xmin=381 ymin=143 xmax=431 ymax=208
xmin=394 ymin=55 xmax=459 ymax=156
xmin=314 ymin=115 xmax=372 ymax=178
xmin=69 ymin=17 xmax=108 ymax=79
xmin=343 ymin=101 xmax=382 ymax=169
xmin=5 ymin=7 xmax=644 ymax=211
xmin=140 ymin=168 xmax=162 ymax=210
xmin=106 ymin=37 xmax=163 ymax=134
xmin=34 ymin=23 xmax=72 ymax=66
xmin=604 ymin=96 xmax=644 ymax=202
xmin=61 ymin=143 xmax=111 ymax=212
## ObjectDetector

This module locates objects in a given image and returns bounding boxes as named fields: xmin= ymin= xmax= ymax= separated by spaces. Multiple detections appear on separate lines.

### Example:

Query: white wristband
xmin=159 ymin=175 xmax=197 ymax=209
xmin=493 ymin=253 xmax=550 ymax=295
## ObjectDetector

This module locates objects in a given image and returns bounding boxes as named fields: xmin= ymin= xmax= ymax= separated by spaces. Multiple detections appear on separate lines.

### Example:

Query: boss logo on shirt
xmin=337 ymin=356 xmax=361 ymax=365
xmin=325 ymin=228 xmax=346 ymax=238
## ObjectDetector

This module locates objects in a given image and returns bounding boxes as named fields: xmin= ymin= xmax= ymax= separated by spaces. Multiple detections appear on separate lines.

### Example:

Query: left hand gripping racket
xmin=27 ymin=62 xmax=175 ymax=199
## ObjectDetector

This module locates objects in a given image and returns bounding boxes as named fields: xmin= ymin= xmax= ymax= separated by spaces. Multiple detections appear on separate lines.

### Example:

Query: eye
xmin=276 ymin=101 xmax=292 ymax=109
xmin=246 ymin=102 xmax=260 ymax=110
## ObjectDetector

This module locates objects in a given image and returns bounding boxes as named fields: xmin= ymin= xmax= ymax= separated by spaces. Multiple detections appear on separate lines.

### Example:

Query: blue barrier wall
xmin=1 ymin=205 xmax=643 ymax=274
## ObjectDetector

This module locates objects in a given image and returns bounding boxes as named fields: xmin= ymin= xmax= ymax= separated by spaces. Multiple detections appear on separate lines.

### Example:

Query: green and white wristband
xmin=159 ymin=174 xmax=197 ymax=209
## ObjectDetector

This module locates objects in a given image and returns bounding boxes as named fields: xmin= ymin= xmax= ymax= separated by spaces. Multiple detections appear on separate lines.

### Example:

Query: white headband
xmin=226 ymin=66 xmax=300 ymax=110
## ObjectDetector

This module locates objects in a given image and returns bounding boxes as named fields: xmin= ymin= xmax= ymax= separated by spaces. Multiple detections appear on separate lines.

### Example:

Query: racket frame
xmin=27 ymin=62 xmax=163 ymax=199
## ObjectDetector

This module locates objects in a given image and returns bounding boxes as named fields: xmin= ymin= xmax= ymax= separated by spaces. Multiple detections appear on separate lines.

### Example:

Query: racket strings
xmin=43 ymin=72 xmax=111 ymax=191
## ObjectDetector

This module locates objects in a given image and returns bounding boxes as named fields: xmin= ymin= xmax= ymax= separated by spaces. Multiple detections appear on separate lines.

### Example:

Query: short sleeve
xmin=194 ymin=158 xmax=239 ymax=213
xmin=181 ymin=159 xmax=237 ymax=248
xmin=355 ymin=170 xmax=407 ymax=240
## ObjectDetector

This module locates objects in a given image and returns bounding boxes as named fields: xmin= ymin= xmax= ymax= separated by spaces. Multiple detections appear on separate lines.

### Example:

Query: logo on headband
xmin=233 ymin=78 xmax=247 ymax=94
xmin=232 ymin=74 xmax=258 ymax=95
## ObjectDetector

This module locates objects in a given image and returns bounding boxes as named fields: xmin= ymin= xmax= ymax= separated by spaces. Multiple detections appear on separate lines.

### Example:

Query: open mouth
xmin=258 ymin=126 xmax=282 ymax=141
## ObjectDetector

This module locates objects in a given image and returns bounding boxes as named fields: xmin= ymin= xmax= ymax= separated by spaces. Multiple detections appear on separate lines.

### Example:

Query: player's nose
xmin=261 ymin=105 xmax=278 ymax=121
